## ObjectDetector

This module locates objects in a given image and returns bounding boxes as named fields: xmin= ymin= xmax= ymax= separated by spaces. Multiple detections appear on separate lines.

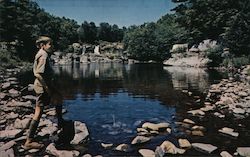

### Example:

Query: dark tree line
xmin=0 ymin=0 xmax=125 ymax=62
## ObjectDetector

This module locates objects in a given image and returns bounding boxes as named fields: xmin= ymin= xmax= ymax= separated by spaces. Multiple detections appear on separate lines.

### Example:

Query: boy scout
xmin=23 ymin=36 xmax=63 ymax=149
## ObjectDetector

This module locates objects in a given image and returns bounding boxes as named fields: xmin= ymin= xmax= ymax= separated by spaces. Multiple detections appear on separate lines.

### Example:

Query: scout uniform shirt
xmin=33 ymin=49 xmax=53 ymax=94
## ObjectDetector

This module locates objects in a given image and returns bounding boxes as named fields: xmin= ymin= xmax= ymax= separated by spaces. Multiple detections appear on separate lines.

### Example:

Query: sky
xmin=35 ymin=0 xmax=176 ymax=27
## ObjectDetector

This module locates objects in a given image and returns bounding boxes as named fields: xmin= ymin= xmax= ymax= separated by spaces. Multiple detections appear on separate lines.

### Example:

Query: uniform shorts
xmin=36 ymin=92 xmax=50 ymax=107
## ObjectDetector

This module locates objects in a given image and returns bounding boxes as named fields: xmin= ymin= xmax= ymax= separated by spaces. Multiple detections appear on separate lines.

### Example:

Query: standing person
xmin=23 ymin=36 xmax=63 ymax=149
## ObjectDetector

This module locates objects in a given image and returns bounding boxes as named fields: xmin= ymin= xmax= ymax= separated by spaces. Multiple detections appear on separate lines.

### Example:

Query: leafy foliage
xmin=123 ymin=14 xmax=188 ymax=61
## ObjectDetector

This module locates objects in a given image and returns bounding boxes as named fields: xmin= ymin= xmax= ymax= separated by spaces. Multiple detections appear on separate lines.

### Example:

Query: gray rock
xmin=38 ymin=125 xmax=58 ymax=137
xmin=0 ymin=141 xmax=16 ymax=151
xmin=8 ymin=89 xmax=20 ymax=97
xmin=218 ymin=127 xmax=239 ymax=137
xmin=0 ymin=148 xmax=14 ymax=157
xmin=220 ymin=151 xmax=233 ymax=157
xmin=192 ymin=143 xmax=217 ymax=154
xmin=0 ymin=93 xmax=7 ymax=100
xmin=183 ymin=119 xmax=195 ymax=124
xmin=6 ymin=112 xmax=18 ymax=120
xmin=155 ymin=146 xmax=165 ymax=157
xmin=0 ymin=129 xmax=22 ymax=140
xmin=131 ymin=136 xmax=150 ymax=145
xmin=14 ymin=118 xmax=31 ymax=129
xmin=2 ymin=82 xmax=11 ymax=90
xmin=46 ymin=143 xmax=80 ymax=157
xmin=238 ymin=91 xmax=248 ymax=97
xmin=233 ymin=108 xmax=245 ymax=114
xmin=139 ymin=149 xmax=155 ymax=157
xmin=214 ymin=112 xmax=225 ymax=118
xmin=237 ymin=147 xmax=250 ymax=157
xmin=22 ymin=95 xmax=36 ymax=102
xmin=28 ymin=149 xmax=40 ymax=153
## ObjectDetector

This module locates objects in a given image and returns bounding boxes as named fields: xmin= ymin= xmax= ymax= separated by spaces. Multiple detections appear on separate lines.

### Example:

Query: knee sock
xmin=27 ymin=119 xmax=39 ymax=139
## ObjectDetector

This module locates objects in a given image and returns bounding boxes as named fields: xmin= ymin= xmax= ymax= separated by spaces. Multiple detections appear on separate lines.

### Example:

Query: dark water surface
xmin=19 ymin=63 xmax=250 ymax=156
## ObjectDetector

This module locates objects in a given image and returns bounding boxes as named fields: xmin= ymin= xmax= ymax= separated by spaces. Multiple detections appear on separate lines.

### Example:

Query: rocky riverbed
xmin=0 ymin=65 xmax=250 ymax=157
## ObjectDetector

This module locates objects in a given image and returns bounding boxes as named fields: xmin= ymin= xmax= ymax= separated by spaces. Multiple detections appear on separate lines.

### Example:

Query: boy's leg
xmin=24 ymin=94 xmax=46 ymax=149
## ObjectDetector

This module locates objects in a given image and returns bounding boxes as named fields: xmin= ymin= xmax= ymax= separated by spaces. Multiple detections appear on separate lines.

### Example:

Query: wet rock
xmin=101 ymin=143 xmax=113 ymax=149
xmin=71 ymin=121 xmax=89 ymax=144
xmin=139 ymin=149 xmax=155 ymax=157
xmin=0 ymin=148 xmax=14 ymax=157
xmin=131 ymin=136 xmax=150 ymax=145
xmin=236 ymin=147 xmax=250 ymax=157
xmin=142 ymin=122 xmax=170 ymax=131
xmin=183 ymin=119 xmax=195 ymax=124
xmin=46 ymin=143 xmax=80 ymax=157
xmin=115 ymin=144 xmax=131 ymax=152
xmin=187 ymin=109 xmax=205 ymax=116
xmin=218 ymin=127 xmax=239 ymax=137
xmin=160 ymin=141 xmax=185 ymax=154
xmin=0 ymin=129 xmax=22 ymax=140
xmin=178 ymin=139 xmax=191 ymax=148
xmin=0 ymin=141 xmax=16 ymax=151
xmin=220 ymin=151 xmax=233 ymax=157
xmin=14 ymin=118 xmax=31 ymax=129
xmin=192 ymin=143 xmax=217 ymax=154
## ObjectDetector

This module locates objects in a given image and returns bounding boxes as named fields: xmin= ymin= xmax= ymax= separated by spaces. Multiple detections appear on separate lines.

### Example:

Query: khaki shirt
xmin=33 ymin=49 xmax=53 ymax=94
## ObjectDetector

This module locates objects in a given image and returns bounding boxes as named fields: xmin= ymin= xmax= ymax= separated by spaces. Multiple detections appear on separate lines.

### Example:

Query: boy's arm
xmin=34 ymin=73 xmax=51 ymax=95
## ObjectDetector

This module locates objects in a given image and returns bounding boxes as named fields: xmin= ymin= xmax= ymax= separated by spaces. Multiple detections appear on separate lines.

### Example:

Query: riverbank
xmin=0 ymin=65 xmax=250 ymax=156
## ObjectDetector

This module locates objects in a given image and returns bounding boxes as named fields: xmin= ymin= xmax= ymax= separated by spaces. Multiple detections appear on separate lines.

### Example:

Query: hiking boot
xmin=22 ymin=141 xmax=44 ymax=150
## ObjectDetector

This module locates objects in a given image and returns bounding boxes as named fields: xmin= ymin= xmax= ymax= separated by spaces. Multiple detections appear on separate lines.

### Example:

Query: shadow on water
xmin=18 ymin=63 xmax=250 ymax=156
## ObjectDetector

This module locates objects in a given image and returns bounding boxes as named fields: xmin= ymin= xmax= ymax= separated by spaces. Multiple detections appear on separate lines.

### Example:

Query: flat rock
xmin=192 ymin=143 xmax=217 ymax=154
xmin=38 ymin=125 xmax=58 ymax=137
xmin=160 ymin=141 xmax=185 ymax=154
xmin=214 ymin=112 xmax=225 ymax=118
xmin=2 ymin=82 xmax=11 ymax=90
xmin=200 ymin=105 xmax=215 ymax=112
xmin=192 ymin=125 xmax=206 ymax=131
xmin=192 ymin=130 xmax=204 ymax=136
xmin=8 ymin=89 xmax=20 ymax=97
xmin=22 ymin=95 xmax=36 ymax=101
xmin=236 ymin=147 xmax=250 ymax=157
xmin=46 ymin=143 xmax=80 ymax=157
xmin=238 ymin=91 xmax=248 ymax=97
xmin=218 ymin=127 xmax=239 ymax=137
xmin=142 ymin=122 xmax=170 ymax=131
xmin=0 ymin=141 xmax=16 ymax=151
xmin=139 ymin=149 xmax=155 ymax=157
xmin=131 ymin=136 xmax=150 ymax=145
xmin=233 ymin=108 xmax=245 ymax=114
xmin=0 ymin=129 xmax=22 ymax=140
xmin=28 ymin=149 xmax=40 ymax=153
xmin=6 ymin=112 xmax=18 ymax=120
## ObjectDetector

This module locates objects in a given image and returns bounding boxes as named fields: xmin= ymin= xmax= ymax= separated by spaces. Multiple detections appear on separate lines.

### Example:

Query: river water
xmin=19 ymin=63 xmax=250 ymax=156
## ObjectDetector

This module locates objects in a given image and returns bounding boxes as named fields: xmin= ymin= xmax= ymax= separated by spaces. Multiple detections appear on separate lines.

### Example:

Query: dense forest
xmin=0 ymin=0 xmax=250 ymax=67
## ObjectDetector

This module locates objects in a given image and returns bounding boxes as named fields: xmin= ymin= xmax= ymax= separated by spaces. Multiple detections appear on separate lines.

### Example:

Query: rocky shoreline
xmin=0 ymin=65 xmax=250 ymax=157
